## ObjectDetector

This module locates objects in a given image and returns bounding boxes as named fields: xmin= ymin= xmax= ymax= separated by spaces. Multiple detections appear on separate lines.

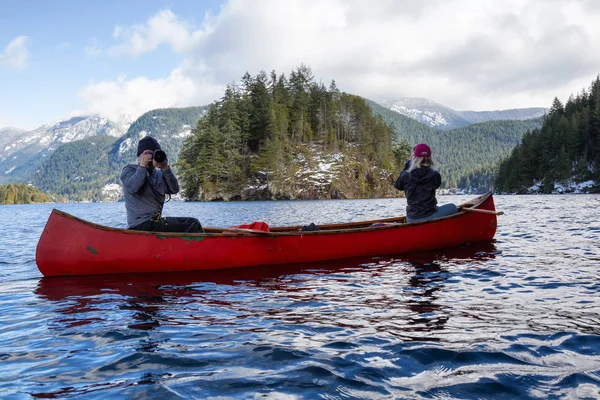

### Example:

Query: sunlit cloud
xmin=80 ymin=0 xmax=600 ymax=121
xmin=0 ymin=36 xmax=30 ymax=69
xmin=79 ymin=69 xmax=223 ymax=121
xmin=108 ymin=9 xmax=206 ymax=57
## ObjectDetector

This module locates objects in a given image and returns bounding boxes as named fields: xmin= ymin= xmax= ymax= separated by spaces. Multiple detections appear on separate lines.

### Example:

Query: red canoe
xmin=36 ymin=192 xmax=501 ymax=277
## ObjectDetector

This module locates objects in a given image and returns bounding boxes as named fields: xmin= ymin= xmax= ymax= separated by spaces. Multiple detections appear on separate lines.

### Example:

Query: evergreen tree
xmin=178 ymin=65 xmax=398 ymax=200
xmin=494 ymin=75 xmax=600 ymax=193
xmin=248 ymin=70 xmax=272 ymax=152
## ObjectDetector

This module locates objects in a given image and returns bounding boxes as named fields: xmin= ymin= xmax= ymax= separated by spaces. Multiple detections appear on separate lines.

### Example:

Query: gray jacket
xmin=120 ymin=165 xmax=180 ymax=228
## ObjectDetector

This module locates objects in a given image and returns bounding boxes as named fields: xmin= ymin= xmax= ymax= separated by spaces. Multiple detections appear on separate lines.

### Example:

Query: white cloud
xmin=79 ymin=69 xmax=223 ymax=121
xmin=83 ymin=9 xmax=205 ymax=58
xmin=0 ymin=36 xmax=29 ymax=69
xmin=80 ymin=0 xmax=600 ymax=120
xmin=108 ymin=9 xmax=204 ymax=57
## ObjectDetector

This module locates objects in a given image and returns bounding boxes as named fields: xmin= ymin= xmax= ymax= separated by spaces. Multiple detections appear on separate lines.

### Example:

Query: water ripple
xmin=0 ymin=195 xmax=599 ymax=398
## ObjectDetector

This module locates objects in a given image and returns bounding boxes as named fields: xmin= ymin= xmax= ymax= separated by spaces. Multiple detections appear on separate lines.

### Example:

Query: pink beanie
xmin=413 ymin=143 xmax=431 ymax=157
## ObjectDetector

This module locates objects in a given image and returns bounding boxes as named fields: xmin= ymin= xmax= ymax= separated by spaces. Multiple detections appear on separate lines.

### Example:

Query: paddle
xmin=221 ymin=228 xmax=273 ymax=235
xmin=461 ymin=208 xmax=504 ymax=216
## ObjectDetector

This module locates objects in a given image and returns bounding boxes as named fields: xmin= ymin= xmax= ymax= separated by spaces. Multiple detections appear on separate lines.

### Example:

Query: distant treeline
xmin=495 ymin=76 xmax=600 ymax=193
xmin=367 ymin=100 xmax=543 ymax=191
xmin=0 ymin=183 xmax=50 ymax=204
xmin=177 ymin=64 xmax=402 ymax=199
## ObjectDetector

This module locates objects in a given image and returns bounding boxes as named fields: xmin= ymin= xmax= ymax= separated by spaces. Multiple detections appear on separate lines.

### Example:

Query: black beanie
xmin=137 ymin=136 xmax=161 ymax=157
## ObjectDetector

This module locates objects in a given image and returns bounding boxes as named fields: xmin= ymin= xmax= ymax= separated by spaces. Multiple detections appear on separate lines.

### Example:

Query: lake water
xmin=1 ymin=195 xmax=599 ymax=399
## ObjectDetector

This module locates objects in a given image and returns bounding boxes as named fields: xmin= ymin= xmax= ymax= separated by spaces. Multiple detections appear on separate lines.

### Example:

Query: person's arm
xmin=433 ymin=171 xmax=442 ymax=189
xmin=393 ymin=159 xmax=411 ymax=190
xmin=162 ymin=167 xmax=180 ymax=195
xmin=394 ymin=170 xmax=408 ymax=191
xmin=403 ymin=159 xmax=411 ymax=171
xmin=152 ymin=155 xmax=180 ymax=195
xmin=121 ymin=165 xmax=148 ymax=194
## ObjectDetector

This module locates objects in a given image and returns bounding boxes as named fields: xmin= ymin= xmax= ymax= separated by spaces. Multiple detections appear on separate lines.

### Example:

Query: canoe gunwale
xmin=46 ymin=192 xmax=495 ymax=237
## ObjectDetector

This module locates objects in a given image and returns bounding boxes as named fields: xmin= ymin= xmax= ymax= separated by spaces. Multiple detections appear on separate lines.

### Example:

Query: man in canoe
xmin=394 ymin=143 xmax=458 ymax=223
xmin=120 ymin=136 xmax=204 ymax=233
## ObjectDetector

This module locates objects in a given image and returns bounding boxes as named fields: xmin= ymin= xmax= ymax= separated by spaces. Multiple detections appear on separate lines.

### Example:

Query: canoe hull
xmin=36 ymin=194 xmax=498 ymax=277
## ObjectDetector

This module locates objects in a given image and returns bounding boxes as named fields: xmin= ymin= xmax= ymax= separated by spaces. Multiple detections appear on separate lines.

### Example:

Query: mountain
xmin=29 ymin=66 xmax=399 ymax=202
xmin=28 ymin=96 xmax=542 ymax=200
xmin=31 ymin=135 xmax=117 ymax=202
xmin=32 ymin=106 xmax=208 ymax=201
xmin=367 ymin=100 xmax=543 ymax=191
xmin=4 ymin=73 xmax=551 ymax=200
xmin=364 ymin=99 xmax=438 ymax=138
xmin=0 ymin=114 xmax=132 ymax=184
xmin=381 ymin=97 xmax=547 ymax=130
xmin=456 ymin=108 xmax=547 ymax=124
xmin=110 ymin=106 xmax=208 ymax=167
xmin=0 ymin=127 xmax=27 ymax=158
xmin=386 ymin=98 xmax=472 ymax=129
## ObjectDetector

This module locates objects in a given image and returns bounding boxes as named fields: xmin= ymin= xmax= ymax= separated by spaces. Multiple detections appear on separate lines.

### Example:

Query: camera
xmin=153 ymin=149 xmax=167 ymax=163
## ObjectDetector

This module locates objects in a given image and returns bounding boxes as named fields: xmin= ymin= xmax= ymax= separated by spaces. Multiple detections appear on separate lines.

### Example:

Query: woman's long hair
xmin=408 ymin=156 xmax=434 ymax=173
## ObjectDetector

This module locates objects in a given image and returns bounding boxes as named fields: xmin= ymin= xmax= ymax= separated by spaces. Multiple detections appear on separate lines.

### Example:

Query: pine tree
xmin=248 ymin=71 xmax=272 ymax=152
xmin=494 ymin=75 xmax=600 ymax=192
xmin=177 ymin=65 xmax=401 ymax=199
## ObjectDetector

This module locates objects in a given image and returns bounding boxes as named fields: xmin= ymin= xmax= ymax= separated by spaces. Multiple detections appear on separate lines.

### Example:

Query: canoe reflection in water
xmin=35 ymin=241 xmax=498 ymax=338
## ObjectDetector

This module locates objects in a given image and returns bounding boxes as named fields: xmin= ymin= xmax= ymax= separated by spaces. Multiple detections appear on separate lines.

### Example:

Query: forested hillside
xmin=0 ymin=115 xmax=130 ymax=185
xmin=110 ymin=106 xmax=208 ymax=166
xmin=21 ymin=66 xmax=552 ymax=201
xmin=368 ymin=100 xmax=543 ymax=191
xmin=32 ymin=136 xmax=118 ymax=201
xmin=365 ymin=99 xmax=438 ymax=138
xmin=28 ymin=107 xmax=208 ymax=201
xmin=438 ymin=118 xmax=543 ymax=189
xmin=495 ymin=76 xmax=600 ymax=193
xmin=178 ymin=65 xmax=401 ymax=200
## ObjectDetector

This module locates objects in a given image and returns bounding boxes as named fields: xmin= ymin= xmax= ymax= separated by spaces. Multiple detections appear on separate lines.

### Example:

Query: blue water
xmin=1 ymin=195 xmax=599 ymax=399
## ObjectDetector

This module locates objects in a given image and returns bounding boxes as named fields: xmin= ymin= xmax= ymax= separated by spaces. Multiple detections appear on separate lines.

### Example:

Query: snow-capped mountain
xmin=0 ymin=114 xmax=133 ymax=183
xmin=0 ymin=127 xmax=27 ymax=156
xmin=384 ymin=98 xmax=547 ymax=130
xmin=110 ymin=106 xmax=207 ymax=165
xmin=388 ymin=98 xmax=472 ymax=130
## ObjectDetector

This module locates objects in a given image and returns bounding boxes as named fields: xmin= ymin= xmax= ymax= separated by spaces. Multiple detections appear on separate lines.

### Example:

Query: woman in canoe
xmin=394 ymin=143 xmax=458 ymax=223
xmin=120 ymin=136 xmax=204 ymax=233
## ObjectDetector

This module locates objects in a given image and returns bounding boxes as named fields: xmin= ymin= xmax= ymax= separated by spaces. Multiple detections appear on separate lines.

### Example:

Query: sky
xmin=1 ymin=0 xmax=600 ymax=130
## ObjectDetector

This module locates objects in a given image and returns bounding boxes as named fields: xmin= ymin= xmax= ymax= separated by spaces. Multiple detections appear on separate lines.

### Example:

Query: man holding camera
xmin=120 ymin=136 xmax=204 ymax=233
